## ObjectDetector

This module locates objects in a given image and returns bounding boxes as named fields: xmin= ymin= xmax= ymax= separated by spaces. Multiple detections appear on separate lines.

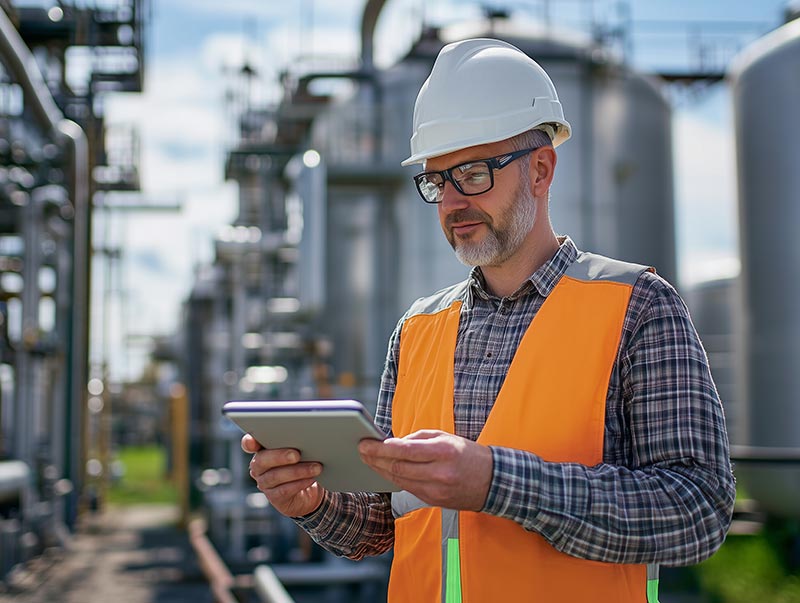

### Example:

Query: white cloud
xmin=672 ymin=107 xmax=740 ymax=286
xmin=105 ymin=57 xmax=228 ymax=156
xmin=679 ymin=252 xmax=740 ymax=288
xmin=170 ymin=0 xmax=361 ymax=25
xmin=201 ymin=31 xmax=262 ymax=71
xmin=250 ymin=23 xmax=360 ymax=74
xmin=673 ymin=111 xmax=736 ymax=215
xmin=95 ymin=179 xmax=237 ymax=380
xmin=139 ymin=146 xmax=222 ymax=191
xmin=99 ymin=32 xmax=246 ymax=378
xmin=167 ymin=0 xmax=291 ymax=20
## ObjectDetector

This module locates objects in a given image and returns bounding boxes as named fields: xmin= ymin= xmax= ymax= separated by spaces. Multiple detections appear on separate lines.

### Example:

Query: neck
xmin=480 ymin=229 xmax=559 ymax=298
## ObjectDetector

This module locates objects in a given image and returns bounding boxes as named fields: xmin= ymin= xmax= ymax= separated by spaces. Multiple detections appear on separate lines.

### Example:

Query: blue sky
xmin=97 ymin=0 xmax=793 ymax=380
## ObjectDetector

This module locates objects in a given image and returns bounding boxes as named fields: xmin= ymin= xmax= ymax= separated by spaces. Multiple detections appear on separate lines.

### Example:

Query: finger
xmin=358 ymin=430 xmax=444 ymax=453
xmin=259 ymin=476 xmax=319 ymax=501
xmin=364 ymin=455 xmax=437 ymax=482
xmin=405 ymin=429 xmax=447 ymax=440
xmin=360 ymin=436 xmax=448 ymax=463
xmin=250 ymin=448 xmax=302 ymax=474
xmin=241 ymin=433 xmax=263 ymax=453
xmin=254 ymin=462 xmax=322 ymax=490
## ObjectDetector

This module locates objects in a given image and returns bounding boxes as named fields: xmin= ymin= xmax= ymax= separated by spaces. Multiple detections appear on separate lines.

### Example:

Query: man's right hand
xmin=242 ymin=433 xmax=326 ymax=518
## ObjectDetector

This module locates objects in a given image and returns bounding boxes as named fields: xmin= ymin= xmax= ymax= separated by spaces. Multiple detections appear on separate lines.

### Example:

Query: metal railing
xmin=254 ymin=565 xmax=295 ymax=603
xmin=188 ymin=519 xmax=241 ymax=603
xmin=730 ymin=445 xmax=800 ymax=464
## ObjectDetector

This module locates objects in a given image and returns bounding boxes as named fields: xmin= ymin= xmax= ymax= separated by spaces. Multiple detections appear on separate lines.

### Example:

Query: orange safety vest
xmin=388 ymin=253 xmax=660 ymax=603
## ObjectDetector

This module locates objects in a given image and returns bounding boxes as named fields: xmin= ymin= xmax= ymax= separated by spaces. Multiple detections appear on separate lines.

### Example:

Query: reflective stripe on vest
xmin=391 ymin=494 xmax=465 ymax=603
xmin=392 ymin=490 xmax=661 ymax=603
xmin=388 ymin=252 xmax=659 ymax=602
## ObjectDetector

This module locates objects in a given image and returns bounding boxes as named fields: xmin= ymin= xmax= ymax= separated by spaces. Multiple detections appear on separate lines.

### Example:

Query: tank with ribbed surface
xmin=728 ymin=15 xmax=800 ymax=517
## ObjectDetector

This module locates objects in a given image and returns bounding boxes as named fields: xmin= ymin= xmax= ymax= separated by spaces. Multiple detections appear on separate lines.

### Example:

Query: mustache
xmin=445 ymin=208 xmax=492 ymax=229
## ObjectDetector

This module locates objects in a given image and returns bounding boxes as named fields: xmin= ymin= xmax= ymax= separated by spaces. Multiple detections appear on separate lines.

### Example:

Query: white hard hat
xmin=401 ymin=38 xmax=571 ymax=166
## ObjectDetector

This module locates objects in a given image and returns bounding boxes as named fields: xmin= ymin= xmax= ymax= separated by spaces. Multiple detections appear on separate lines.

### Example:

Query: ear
xmin=529 ymin=146 xmax=557 ymax=198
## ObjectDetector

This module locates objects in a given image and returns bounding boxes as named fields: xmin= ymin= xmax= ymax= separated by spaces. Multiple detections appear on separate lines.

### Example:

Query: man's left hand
xmin=358 ymin=429 xmax=493 ymax=511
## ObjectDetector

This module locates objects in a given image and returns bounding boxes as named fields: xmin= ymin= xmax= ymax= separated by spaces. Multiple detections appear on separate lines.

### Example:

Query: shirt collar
xmin=467 ymin=236 xmax=579 ymax=303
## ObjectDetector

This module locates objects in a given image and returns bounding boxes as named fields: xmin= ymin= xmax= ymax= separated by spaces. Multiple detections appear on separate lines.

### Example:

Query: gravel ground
xmin=0 ymin=505 xmax=213 ymax=603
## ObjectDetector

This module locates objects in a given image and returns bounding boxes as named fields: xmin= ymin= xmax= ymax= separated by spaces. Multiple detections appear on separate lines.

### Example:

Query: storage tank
xmin=304 ymin=18 xmax=676 ymax=405
xmin=729 ymin=16 xmax=800 ymax=517
xmin=684 ymin=277 xmax=742 ymax=444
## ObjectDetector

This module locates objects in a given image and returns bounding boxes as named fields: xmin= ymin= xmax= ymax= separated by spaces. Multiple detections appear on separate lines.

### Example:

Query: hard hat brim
xmin=401 ymin=121 xmax=571 ymax=167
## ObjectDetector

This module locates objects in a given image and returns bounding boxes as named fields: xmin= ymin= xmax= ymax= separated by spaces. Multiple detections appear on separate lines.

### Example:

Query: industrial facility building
xmin=0 ymin=0 xmax=799 ymax=601
xmin=0 ymin=0 xmax=146 ymax=579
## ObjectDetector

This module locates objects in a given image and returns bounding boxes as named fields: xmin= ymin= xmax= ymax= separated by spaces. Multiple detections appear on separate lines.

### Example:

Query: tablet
xmin=222 ymin=399 xmax=400 ymax=493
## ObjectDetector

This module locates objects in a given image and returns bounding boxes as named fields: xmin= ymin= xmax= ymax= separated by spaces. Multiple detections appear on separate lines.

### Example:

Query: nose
xmin=438 ymin=180 xmax=469 ymax=212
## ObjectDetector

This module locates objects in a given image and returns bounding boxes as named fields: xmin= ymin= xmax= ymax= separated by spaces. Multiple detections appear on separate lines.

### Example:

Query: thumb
xmin=241 ymin=433 xmax=263 ymax=453
xmin=404 ymin=429 xmax=447 ymax=441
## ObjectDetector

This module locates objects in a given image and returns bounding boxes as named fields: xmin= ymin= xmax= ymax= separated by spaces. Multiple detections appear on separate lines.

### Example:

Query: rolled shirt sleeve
xmin=293 ymin=489 xmax=394 ymax=560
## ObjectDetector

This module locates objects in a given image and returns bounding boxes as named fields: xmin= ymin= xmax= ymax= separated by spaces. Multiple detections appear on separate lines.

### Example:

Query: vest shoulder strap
xmin=404 ymin=279 xmax=470 ymax=319
xmin=565 ymin=251 xmax=654 ymax=286
xmin=402 ymin=252 xmax=651 ymax=321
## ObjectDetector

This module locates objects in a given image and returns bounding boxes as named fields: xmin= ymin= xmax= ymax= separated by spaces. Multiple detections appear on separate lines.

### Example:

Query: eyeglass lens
xmin=418 ymin=161 xmax=493 ymax=202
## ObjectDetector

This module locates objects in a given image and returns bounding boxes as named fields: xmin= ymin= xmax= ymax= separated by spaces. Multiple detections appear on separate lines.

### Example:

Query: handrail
xmin=188 ymin=519 xmax=240 ymax=603
xmin=0 ymin=461 xmax=30 ymax=503
xmin=253 ymin=565 xmax=295 ymax=603
xmin=730 ymin=445 xmax=800 ymax=463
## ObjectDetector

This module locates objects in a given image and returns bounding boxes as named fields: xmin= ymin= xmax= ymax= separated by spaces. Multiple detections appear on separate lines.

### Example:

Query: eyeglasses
xmin=412 ymin=147 xmax=539 ymax=204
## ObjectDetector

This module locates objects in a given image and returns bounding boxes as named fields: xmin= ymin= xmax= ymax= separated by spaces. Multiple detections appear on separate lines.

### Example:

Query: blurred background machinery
xmin=727 ymin=14 xmax=800 ymax=518
xmin=684 ymin=10 xmax=800 ymax=521
xmin=0 ymin=0 xmax=146 ymax=580
xmin=178 ymin=2 xmax=800 ymax=600
xmin=175 ymin=1 xmax=708 ymax=600
xmin=1 ymin=0 xmax=800 ymax=601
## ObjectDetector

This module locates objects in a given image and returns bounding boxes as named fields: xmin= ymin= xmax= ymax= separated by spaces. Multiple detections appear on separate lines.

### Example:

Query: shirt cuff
xmin=292 ymin=489 xmax=337 ymax=536
xmin=482 ymin=445 xmax=543 ymax=528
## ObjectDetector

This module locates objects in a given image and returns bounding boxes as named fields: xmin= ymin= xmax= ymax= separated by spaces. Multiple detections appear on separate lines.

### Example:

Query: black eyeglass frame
xmin=412 ymin=147 xmax=540 ymax=204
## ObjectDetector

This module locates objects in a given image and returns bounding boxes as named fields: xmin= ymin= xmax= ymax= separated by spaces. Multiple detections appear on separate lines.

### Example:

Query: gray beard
xmin=452 ymin=183 xmax=537 ymax=268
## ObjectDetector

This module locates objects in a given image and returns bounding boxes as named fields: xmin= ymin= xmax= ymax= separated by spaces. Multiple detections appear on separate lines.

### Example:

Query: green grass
xmin=694 ymin=520 xmax=800 ymax=603
xmin=107 ymin=445 xmax=178 ymax=506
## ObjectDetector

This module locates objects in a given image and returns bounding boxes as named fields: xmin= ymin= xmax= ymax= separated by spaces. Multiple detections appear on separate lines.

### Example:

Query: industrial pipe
xmin=254 ymin=565 xmax=295 ymax=603
xmin=360 ymin=0 xmax=388 ymax=73
xmin=0 ymin=5 xmax=90 ymax=523
xmin=730 ymin=445 xmax=800 ymax=464
xmin=0 ymin=461 xmax=30 ymax=503
xmin=189 ymin=519 xmax=240 ymax=603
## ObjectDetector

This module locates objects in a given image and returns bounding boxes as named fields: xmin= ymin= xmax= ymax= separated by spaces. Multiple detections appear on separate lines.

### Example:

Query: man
xmin=244 ymin=38 xmax=735 ymax=602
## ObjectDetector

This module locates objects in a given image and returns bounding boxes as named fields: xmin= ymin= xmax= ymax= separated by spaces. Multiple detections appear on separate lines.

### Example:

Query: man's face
xmin=428 ymin=141 xmax=537 ymax=268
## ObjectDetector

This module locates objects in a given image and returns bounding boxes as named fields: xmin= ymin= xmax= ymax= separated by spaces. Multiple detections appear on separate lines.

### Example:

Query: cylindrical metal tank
xmin=684 ymin=277 xmax=742 ymax=444
xmin=509 ymin=34 xmax=676 ymax=284
xmin=729 ymin=17 xmax=800 ymax=517
xmin=306 ymin=21 xmax=676 ymax=405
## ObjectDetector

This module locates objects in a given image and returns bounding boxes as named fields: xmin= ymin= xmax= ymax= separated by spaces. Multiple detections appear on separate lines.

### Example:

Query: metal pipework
xmin=0 ymin=461 xmax=30 ymax=504
xmin=360 ymin=0 xmax=387 ymax=73
xmin=254 ymin=565 xmax=295 ymax=603
xmin=0 ymin=5 xmax=90 ymax=523
xmin=730 ymin=446 xmax=800 ymax=464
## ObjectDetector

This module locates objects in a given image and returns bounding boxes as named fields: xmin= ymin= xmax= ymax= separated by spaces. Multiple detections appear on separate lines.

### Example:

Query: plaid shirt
xmin=296 ymin=237 xmax=735 ymax=566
